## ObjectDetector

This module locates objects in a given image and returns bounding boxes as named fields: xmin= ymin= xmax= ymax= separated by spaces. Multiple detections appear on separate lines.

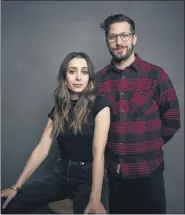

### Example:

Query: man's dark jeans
xmin=108 ymin=170 xmax=166 ymax=214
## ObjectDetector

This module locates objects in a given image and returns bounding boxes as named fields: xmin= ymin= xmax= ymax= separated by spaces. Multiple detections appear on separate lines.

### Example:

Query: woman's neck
xmin=70 ymin=92 xmax=79 ymax=100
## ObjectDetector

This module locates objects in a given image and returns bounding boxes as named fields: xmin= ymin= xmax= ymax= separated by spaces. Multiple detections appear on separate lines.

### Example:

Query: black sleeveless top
xmin=48 ymin=95 xmax=109 ymax=162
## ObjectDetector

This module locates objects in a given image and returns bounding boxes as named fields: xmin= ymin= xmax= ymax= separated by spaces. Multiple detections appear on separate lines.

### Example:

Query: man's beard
xmin=108 ymin=44 xmax=134 ymax=63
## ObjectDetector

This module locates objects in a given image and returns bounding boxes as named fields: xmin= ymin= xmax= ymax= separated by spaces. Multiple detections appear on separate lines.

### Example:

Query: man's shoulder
xmin=96 ymin=65 xmax=110 ymax=76
xmin=139 ymin=57 xmax=167 ymax=77
xmin=95 ymin=65 xmax=110 ymax=84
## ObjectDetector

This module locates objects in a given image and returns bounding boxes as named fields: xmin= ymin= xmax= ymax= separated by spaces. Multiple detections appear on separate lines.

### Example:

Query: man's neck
xmin=114 ymin=52 xmax=135 ymax=70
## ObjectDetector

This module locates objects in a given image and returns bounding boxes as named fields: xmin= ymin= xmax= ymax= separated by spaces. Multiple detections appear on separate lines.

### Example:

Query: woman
xmin=1 ymin=52 xmax=110 ymax=214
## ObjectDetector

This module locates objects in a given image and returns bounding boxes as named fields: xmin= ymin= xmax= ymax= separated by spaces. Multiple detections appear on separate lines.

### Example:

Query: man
xmin=95 ymin=14 xmax=181 ymax=214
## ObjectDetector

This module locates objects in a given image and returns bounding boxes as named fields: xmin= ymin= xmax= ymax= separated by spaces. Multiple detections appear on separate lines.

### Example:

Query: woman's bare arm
xmin=90 ymin=106 xmax=110 ymax=204
xmin=12 ymin=118 xmax=54 ymax=189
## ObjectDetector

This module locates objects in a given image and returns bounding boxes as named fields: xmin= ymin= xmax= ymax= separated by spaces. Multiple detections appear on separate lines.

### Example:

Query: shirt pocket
xmin=128 ymin=90 xmax=158 ymax=121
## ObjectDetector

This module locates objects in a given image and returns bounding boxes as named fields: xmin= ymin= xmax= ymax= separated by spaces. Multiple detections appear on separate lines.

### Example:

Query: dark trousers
xmin=108 ymin=170 xmax=166 ymax=214
xmin=1 ymin=158 xmax=109 ymax=214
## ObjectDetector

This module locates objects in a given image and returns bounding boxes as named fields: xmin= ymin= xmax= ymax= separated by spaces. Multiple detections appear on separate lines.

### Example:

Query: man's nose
xmin=116 ymin=35 xmax=122 ymax=46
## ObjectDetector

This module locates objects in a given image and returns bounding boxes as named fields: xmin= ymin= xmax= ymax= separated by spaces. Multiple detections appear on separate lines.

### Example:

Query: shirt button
xmin=121 ymin=76 xmax=124 ymax=79
xmin=121 ymin=109 xmax=124 ymax=112
xmin=120 ymin=92 xmax=124 ymax=96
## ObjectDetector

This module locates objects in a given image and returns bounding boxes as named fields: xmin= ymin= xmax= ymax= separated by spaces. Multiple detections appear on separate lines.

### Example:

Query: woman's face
xmin=66 ymin=57 xmax=90 ymax=95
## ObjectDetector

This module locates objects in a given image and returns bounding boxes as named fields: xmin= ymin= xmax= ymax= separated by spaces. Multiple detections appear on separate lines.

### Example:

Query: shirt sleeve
xmin=93 ymin=95 xmax=110 ymax=118
xmin=156 ymin=68 xmax=181 ymax=143
xmin=48 ymin=106 xmax=55 ymax=120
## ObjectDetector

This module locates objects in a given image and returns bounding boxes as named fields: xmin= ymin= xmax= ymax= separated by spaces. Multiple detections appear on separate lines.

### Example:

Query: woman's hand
xmin=1 ymin=187 xmax=18 ymax=209
xmin=84 ymin=200 xmax=107 ymax=214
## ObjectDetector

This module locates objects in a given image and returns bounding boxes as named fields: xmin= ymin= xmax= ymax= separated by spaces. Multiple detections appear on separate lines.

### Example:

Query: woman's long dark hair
xmin=50 ymin=52 xmax=96 ymax=139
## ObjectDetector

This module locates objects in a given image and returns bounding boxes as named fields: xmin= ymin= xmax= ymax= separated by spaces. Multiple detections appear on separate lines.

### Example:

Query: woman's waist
xmin=57 ymin=156 xmax=93 ymax=168
xmin=59 ymin=151 xmax=93 ymax=163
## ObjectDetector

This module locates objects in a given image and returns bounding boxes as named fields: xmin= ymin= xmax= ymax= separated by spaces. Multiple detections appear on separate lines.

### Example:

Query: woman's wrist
xmin=90 ymin=192 xmax=101 ymax=203
xmin=10 ymin=185 xmax=21 ymax=192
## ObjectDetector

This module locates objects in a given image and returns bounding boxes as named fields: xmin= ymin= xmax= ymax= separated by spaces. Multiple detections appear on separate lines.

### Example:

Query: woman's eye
xmin=69 ymin=70 xmax=75 ymax=74
xmin=82 ymin=70 xmax=88 ymax=74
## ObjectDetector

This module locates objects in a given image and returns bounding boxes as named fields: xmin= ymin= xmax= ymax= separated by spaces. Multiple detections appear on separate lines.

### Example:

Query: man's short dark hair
xmin=100 ymin=14 xmax=135 ymax=37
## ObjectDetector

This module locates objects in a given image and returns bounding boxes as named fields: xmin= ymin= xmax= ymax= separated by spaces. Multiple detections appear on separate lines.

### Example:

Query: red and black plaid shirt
xmin=96 ymin=54 xmax=180 ymax=178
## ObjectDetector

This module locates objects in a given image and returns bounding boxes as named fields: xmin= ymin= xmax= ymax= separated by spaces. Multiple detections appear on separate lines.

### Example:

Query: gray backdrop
xmin=1 ymin=1 xmax=184 ymax=213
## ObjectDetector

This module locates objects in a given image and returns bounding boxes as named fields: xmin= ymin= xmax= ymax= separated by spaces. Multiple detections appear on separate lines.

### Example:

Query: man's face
xmin=106 ymin=21 xmax=137 ymax=62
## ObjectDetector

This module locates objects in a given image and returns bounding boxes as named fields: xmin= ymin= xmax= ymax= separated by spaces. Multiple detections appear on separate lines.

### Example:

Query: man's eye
xmin=109 ymin=35 xmax=116 ymax=39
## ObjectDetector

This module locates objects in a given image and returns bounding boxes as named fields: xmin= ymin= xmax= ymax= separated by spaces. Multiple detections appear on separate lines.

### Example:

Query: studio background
xmin=1 ymin=1 xmax=184 ymax=213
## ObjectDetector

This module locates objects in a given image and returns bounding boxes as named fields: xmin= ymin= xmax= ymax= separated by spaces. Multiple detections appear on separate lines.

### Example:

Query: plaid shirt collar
xmin=107 ymin=53 xmax=141 ymax=73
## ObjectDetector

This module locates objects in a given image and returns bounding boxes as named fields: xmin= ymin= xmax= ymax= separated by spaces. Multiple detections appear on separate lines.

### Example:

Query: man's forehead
xmin=109 ymin=22 xmax=131 ymax=32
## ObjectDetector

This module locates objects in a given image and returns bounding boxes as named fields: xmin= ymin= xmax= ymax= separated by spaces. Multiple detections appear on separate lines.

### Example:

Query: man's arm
xmin=156 ymin=68 xmax=181 ymax=143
